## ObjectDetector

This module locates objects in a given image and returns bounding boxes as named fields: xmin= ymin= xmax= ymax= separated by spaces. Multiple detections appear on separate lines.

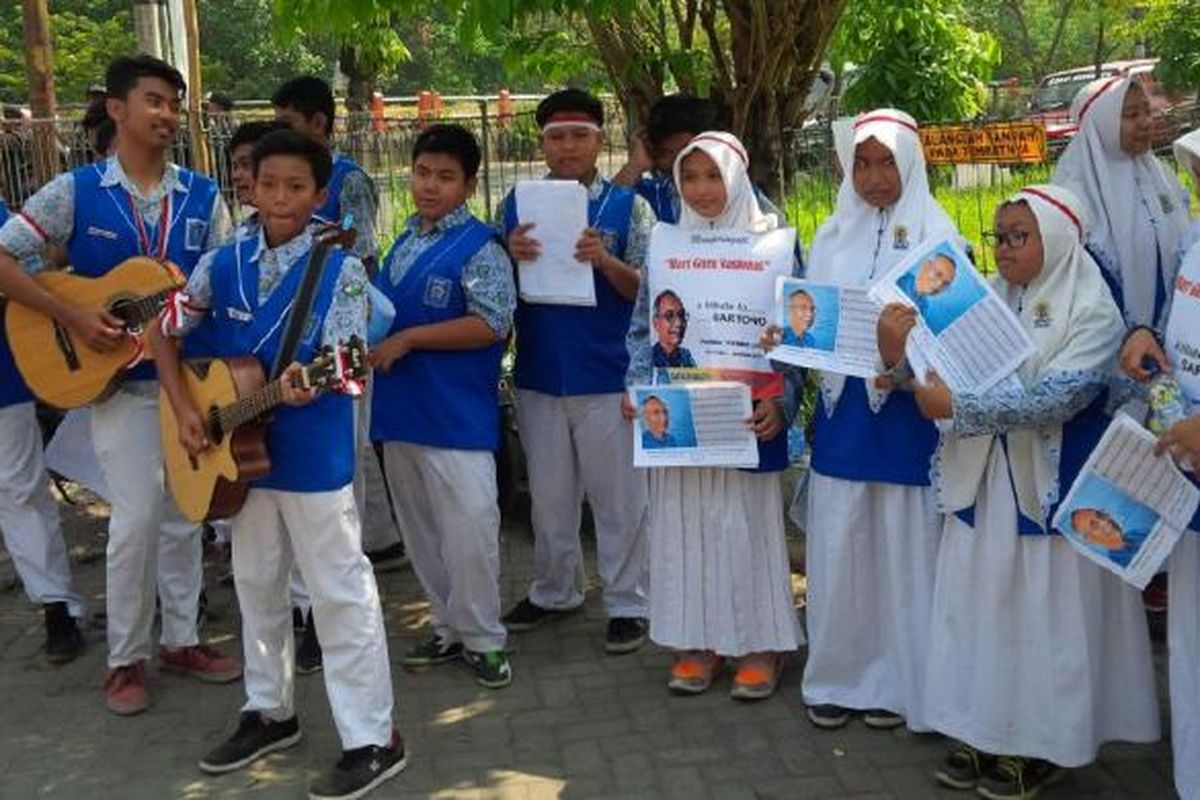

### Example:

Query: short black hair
xmin=653 ymin=289 xmax=684 ymax=314
xmin=251 ymin=129 xmax=333 ymax=189
xmin=207 ymin=91 xmax=234 ymax=111
xmin=106 ymin=55 xmax=186 ymax=101
xmin=412 ymin=124 xmax=481 ymax=178
xmin=81 ymin=97 xmax=109 ymax=133
xmin=229 ymin=120 xmax=290 ymax=153
xmin=535 ymin=88 xmax=604 ymax=129
xmin=646 ymin=94 xmax=727 ymax=145
xmin=272 ymin=76 xmax=336 ymax=136
xmin=92 ymin=119 xmax=116 ymax=157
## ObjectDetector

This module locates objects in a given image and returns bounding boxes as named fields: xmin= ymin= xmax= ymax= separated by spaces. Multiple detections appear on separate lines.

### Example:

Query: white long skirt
xmin=647 ymin=468 xmax=802 ymax=657
xmin=802 ymin=472 xmax=941 ymax=730
xmin=924 ymin=445 xmax=1159 ymax=768
xmin=1170 ymin=532 xmax=1200 ymax=799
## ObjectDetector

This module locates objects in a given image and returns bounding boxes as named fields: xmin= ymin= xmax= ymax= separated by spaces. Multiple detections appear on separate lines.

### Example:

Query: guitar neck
xmin=212 ymin=379 xmax=289 ymax=435
xmin=118 ymin=288 xmax=175 ymax=327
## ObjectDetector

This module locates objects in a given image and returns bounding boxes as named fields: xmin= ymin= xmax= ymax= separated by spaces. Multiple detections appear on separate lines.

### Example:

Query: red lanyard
xmin=127 ymin=192 xmax=171 ymax=261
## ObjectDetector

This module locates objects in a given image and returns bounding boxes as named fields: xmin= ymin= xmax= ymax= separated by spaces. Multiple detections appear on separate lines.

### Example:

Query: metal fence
xmin=4 ymin=95 xmax=1199 ymax=276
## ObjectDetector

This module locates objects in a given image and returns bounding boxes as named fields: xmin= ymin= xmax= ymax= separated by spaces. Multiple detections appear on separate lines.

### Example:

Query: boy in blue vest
xmin=497 ymin=88 xmax=653 ymax=653
xmin=150 ymin=130 xmax=404 ymax=799
xmin=0 ymin=199 xmax=86 ymax=664
xmin=371 ymin=124 xmax=515 ymax=688
xmin=0 ymin=55 xmax=240 ymax=716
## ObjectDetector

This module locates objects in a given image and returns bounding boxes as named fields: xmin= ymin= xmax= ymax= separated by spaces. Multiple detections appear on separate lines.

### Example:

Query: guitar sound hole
xmin=108 ymin=297 xmax=137 ymax=325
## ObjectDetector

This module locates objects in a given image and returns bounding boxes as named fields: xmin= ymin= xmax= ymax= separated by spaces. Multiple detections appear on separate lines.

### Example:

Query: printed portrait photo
xmin=778 ymin=280 xmax=838 ymax=353
xmin=635 ymin=387 xmax=698 ymax=450
xmin=651 ymin=289 xmax=696 ymax=368
xmin=895 ymin=244 xmax=986 ymax=335
xmin=1059 ymin=473 xmax=1158 ymax=569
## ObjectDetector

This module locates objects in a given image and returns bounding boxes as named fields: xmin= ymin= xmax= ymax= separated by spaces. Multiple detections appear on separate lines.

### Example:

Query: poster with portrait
xmin=869 ymin=237 xmax=1034 ymax=395
xmin=769 ymin=277 xmax=881 ymax=377
xmin=646 ymin=223 xmax=796 ymax=400
xmin=1053 ymin=414 xmax=1199 ymax=589
xmin=631 ymin=383 xmax=759 ymax=468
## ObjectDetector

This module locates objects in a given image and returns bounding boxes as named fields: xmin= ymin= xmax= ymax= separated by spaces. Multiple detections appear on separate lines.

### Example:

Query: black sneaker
xmin=198 ymin=712 xmax=302 ymax=774
xmin=308 ymin=730 xmax=407 ymax=800
xmin=863 ymin=708 xmax=905 ymax=729
xmin=297 ymin=609 xmax=323 ymax=675
xmin=605 ymin=617 xmax=648 ymax=654
xmin=502 ymin=597 xmax=575 ymax=632
xmin=463 ymin=649 xmax=513 ymax=689
xmin=976 ymin=756 xmax=1065 ymax=799
xmin=934 ymin=741 xmax=996 ymax=790
xmin=292 ymin=607 xmax=306 ymax=632
xmin=401 ymin=635 xmax=463 ymax=671
xmin=365 ymin=542 xmax=408 ymax=573
xmin=43 ymin=602 xmax=85 ymax=664
xmin=806 ymin=704 xmax=851 ymax=729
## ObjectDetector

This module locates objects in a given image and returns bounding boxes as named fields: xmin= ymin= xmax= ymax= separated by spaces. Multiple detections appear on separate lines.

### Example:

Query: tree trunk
xmin=339 ymin=44 xmax=375 ymax=127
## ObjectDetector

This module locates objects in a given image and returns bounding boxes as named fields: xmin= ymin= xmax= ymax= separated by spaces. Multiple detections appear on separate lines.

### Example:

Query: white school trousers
xmin=233 ymin=485 xmax=394 ymax=749
xmin=0 ymin=403 xmax=84 ymax=616
xmin=90 ymin=384 xmax=202 ymax=666
xmin=383 ymin=442 xmax=505 ymax=652
xmin=514 ymin=389 xmax=648 ymax=617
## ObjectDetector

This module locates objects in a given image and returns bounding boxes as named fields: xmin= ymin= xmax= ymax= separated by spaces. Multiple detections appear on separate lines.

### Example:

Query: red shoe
xmin=160 ymin=644 xmax=243 ymax=684
xmin=105 ymin=662 xmax=150 ymax=716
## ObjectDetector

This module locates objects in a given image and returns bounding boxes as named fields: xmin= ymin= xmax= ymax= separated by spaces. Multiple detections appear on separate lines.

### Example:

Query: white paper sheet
xmin=631 ymin=382 xmax=759 ymax=469
xmin=769 ymin=277 xmax=880 ymax=378
xmin=514 ymin=180 xmax=595 ymax=306
xmin=1053 ymin=413 xmax=1200 ymax=589
xmin=868 ymin=237 xmax=1034 ymax=394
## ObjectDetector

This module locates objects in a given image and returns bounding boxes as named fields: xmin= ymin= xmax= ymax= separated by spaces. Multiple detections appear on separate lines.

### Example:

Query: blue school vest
xmin=371 ymin=217 xmax=504 ymax=451
xmin=810 ymin=378 xmax=940 ymax=486
xmin=67 ymin=162 xmax=221 ymax=377
xmin=0 ymin=200 xmax=34 ymax=409
xmin=953 ymin=393 xmax=1112 ymax=535
xmin=754 ymin=408 xmax=789 ymax=473
xmin=314 ymin=153 xmax=369 ymax=225
xmin=503 ymin=180 xmax=636 ymax=395
xmin=635 ymin=175 xmax=678 ymax=224
xmin=207 ymin=236 xmax=355 ymax=492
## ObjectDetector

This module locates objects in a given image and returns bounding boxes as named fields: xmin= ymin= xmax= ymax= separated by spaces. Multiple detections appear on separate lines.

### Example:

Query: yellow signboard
xmin=919 ymin=122 xmax=1047 ymax=165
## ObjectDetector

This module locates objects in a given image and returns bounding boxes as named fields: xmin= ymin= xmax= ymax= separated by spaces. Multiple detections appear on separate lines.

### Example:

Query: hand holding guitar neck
xmin=280 ymin=361 xmax=319 ymax=407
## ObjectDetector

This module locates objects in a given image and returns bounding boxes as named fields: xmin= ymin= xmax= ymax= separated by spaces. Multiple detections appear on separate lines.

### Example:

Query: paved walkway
xmin=0 ymin=489 xmax=1178 ymax=799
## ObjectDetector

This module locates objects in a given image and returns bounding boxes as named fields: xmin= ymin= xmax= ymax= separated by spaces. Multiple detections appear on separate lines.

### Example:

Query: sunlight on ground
xmin=430 ymin=697 xmax=495 ymax=726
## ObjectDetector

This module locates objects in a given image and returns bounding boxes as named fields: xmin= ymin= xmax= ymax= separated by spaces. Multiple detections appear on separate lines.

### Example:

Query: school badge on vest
xmin=1160 ymin=194 xmax=1176 ymax=215
xmin=598 ymin=228 xmax=620 ymax=254
xmin=185 ymin=218 xmax=209 ymax=251
xmin=892 ymin=225 xmax=910 ymax=250
xmin=1032 ymin=300 xmax=1052 ymax=328
xmin=423 ymin=276 xmax=452 ymax=309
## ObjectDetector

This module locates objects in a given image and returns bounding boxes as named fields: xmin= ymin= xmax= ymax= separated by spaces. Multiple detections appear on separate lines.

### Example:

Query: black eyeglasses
xmin=982 ymin=229 xmax=1031 ymax=249
xmin=656 ymin=310 xmax=688 ymax=322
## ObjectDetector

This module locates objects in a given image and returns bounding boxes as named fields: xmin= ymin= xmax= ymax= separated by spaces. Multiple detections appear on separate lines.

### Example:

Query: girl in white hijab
xmin=1053 ymin=75 xmax=1190 ymax=330
xmin=774 ymin=109 xmax=957 ymax=733
xmin=914 ymin=185 xmax=1158 ymax=796
xmin=624 ymin=131 xmax=802 ymax=699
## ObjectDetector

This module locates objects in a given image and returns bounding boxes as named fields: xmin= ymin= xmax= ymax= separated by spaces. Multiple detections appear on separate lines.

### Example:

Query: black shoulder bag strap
xmin=269 ymin=234 xmax=336 ymax=380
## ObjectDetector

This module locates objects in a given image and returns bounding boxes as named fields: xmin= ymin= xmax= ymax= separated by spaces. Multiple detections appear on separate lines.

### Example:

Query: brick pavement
xmin=0 ymin=491 xmax=1178 ymax=799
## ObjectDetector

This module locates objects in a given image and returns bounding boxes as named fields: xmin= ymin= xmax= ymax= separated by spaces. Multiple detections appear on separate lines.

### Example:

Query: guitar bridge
xmin=52 ymin=320 xmax=81 ymax=372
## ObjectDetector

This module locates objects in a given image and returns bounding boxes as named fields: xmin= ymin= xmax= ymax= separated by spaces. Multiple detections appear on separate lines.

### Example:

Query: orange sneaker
xmin=160 ymin=644 xmax=243 ymax=684
xmin=667 ymin=650 xmax=724 ymax=695
xmin=730 ymin=652 xmax=782 ymax=701
xmin=105 ymin=662 xmax=150 ymax=716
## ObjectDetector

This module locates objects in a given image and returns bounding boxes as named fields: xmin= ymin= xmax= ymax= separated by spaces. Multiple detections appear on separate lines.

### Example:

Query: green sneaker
xmin=934 ymin=741 xmax=996 ymax=790
xmin=463 ymin=649 xmax=512 ymax=689
xmin=976 ymin=755 xmax=1065 ymax=800
xmin=401 ymin=635 xmax=463 ymax=671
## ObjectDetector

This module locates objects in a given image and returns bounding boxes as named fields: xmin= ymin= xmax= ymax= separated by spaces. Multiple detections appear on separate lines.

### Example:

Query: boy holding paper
xmin=497 ymin=88 xmax=655 ymax=654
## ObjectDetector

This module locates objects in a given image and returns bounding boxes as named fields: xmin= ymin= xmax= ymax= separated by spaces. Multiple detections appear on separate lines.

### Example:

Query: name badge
xmin=226 ymin=307 xmax=252 ymax=323
xmin=423 ymin=276 xmax=452 ymax=309
xmin=86 ymin=225 xmax=118 ymax=240
xmin=185 ymin=218 xmax=208 ymax=251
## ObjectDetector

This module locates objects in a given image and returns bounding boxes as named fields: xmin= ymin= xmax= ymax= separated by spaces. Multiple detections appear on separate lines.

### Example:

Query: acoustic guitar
xmin=4 ymin=256 xmax=185 ymax=409
xmin=160 ymin=337 xmax=368 ymax=523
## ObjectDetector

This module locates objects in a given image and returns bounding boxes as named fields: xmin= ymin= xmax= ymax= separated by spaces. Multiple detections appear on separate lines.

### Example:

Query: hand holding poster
xmin=646 ymin=223 xmax=795 ymax=397
xmin=769 ymin=277 xmax=880 ymax=378
xmin=514 ymin=180 xmax=595 ymax=306
xmin=1053 ymin=414 xmax=1200 ymax=589
xmin=631 ymin=382 xmax=759 ymax=468
xmin=868 ymin=237 xmax=1034 ymax=394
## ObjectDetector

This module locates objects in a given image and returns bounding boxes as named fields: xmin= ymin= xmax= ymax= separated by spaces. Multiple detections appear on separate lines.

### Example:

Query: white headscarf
xmin=937 ymin=184 xmax=1124 ymax=527
xmin=1052 ymin=76 xmax=1189 ymax=328
xmin=807 ymin=108 xmax=958 ymax=409
xmin=1173 ymin=127 xmax=1200 ymax=176
xmin=672 ymin=131 xmax=778 ymax=232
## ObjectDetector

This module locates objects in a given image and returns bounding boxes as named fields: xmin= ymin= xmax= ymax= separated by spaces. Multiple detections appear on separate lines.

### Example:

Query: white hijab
xmin=808 ymin=108 xmax=958 ymax=409
xmin=1052 ymin=76 xmax=1189 ymax=328
xmin=937 ymin=184 xmax=1124 ymax=527
xmin=672 ymin=131 xmax=778 ymax=232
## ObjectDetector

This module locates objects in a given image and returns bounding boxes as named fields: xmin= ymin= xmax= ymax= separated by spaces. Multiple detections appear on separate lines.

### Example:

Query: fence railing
xmin=4 ymin=96 xmax=1199 ymax=274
